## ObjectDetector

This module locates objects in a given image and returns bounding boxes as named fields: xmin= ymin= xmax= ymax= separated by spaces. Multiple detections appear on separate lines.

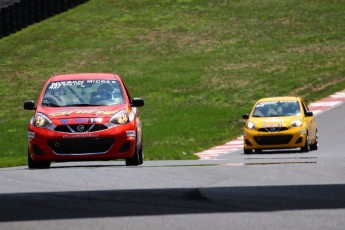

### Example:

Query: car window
xmin=41 ymin=80 xmax=124 ymax=107
xmin=252 ymin=100 xmax=300 ymax=117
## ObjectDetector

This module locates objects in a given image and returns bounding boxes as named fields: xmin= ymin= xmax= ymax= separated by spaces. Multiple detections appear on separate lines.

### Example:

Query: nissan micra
xmin=242 ymin=96 xmax=318 ymax=154
xmin=24 ymin=73 xmax=144 ymax=169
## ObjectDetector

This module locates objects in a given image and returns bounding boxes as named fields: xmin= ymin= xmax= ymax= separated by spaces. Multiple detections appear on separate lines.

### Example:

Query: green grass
xmin=0 ymin=0 xmax=344 ymax=167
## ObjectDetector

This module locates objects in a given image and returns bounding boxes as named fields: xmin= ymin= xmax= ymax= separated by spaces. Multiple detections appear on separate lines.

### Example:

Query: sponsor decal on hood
xmin=48 ymin=109 xmax=118 ymax=117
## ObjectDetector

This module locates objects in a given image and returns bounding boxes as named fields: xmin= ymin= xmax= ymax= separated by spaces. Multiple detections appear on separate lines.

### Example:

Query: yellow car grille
xmin=254 ymin=135 xmax=293 ymax=145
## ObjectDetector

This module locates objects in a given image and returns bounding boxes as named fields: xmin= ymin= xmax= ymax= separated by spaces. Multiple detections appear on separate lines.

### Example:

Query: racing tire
xmin=28 ymin=150 xmax=51 ymax=169
xmin=309 ymin=131 xmax=318 ymax=151
xmin=244 ymin=147 xmax=252 ymax=154
xmin=300 ymin=135 xmax=309 ymax=153
xmin=125 ymin=145 xmax=142 ymax=166
xmin=138 ymin=144 xmax=144 ymax=165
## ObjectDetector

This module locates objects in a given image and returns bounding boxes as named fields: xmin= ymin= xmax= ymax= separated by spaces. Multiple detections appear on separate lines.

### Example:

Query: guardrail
xmin=0 ymin=0 xmax=89 ymax=39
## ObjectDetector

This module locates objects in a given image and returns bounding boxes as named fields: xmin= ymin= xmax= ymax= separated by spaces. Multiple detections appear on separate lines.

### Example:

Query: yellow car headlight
xmin=246 ymin=121 xmax=256 ymax=130
xmin=290 ymin=119 xmax=303 ymax=127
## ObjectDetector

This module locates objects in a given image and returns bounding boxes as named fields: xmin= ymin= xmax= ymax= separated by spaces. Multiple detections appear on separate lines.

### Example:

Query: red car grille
xmin=54 ymin=124 xmax=107 ymax=133
xmin=47 ymin=137 xmax=114 ymax=154
xmin=254 ymin=135 xmax=293 ymax=145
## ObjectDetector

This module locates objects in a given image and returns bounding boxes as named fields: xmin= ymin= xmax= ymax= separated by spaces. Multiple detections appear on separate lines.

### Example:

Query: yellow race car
xmin=242 ymin=96 xmax=318 ymax=154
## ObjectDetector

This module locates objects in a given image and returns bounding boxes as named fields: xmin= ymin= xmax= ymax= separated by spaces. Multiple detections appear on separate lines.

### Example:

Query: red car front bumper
xmin=28 ymin=123 xmax=138 ymax=162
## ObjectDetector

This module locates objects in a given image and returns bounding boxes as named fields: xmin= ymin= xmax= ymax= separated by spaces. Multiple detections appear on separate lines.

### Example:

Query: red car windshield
xmin=41 ymin=80 xmax=124 ymax=107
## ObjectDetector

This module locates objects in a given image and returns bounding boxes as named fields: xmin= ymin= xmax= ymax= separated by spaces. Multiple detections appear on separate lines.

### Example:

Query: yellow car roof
xmin=256 ymin=96 xmax=300 ymax=102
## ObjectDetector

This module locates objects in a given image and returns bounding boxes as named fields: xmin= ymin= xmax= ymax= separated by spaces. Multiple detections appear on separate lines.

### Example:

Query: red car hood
xmin=37 ymin=105 xmax=128 ymax=122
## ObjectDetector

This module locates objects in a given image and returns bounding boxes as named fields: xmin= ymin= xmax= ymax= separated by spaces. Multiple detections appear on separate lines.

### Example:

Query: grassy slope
xmin=0 ymin=0 xmax=344 ymax=167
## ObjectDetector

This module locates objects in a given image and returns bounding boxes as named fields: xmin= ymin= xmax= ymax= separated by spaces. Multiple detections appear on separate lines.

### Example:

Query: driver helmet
xmin=97 ymin=84 xmax=114 ymax=99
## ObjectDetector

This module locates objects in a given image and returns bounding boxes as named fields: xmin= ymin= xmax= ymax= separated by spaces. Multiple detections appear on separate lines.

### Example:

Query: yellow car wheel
xmin=301 ymin=134 xmax=309 ymax=152
xmin=310 ymin=131 xmax=318 ymax=151
xmin=244 ymin=148 xmax=252 ymax=154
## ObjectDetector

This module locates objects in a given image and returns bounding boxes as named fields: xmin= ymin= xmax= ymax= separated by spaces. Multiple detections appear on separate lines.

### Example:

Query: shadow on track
xmin=1 ymin=184 xmax=345 ymax=222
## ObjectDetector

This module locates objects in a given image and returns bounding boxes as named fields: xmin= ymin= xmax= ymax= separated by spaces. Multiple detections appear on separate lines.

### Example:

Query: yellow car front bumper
xmin=243 ymin=127 xmax=308 ymax=150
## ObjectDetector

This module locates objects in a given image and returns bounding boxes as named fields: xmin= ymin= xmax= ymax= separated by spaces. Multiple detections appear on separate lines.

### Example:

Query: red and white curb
xmin=195 ymin=136 xmax=244 ymax=160
xmin=195 ymin=90 xmax=345 ymax=160
xmin=308 ymin=91 xmax=345 ymax=115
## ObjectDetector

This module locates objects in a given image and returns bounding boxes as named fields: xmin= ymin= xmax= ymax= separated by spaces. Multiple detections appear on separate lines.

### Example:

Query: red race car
xmin=24 ymin=73 xmax=144 ymax=169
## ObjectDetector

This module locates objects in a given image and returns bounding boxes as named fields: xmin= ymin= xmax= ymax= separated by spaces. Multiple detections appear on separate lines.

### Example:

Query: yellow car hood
xmin=249 ymin=115 xmax=302 ymax=128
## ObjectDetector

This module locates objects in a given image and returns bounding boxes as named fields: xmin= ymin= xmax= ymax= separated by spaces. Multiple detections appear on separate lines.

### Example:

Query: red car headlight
xmin=31 ymin=113 xmax=52 ymax=128
xmin=110 ymin=110 xmax=129 ymax=125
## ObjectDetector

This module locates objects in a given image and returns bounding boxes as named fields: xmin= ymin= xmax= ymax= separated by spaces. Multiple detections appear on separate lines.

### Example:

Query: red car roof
xmin=48 ymin=73 xmax=121 ymax=81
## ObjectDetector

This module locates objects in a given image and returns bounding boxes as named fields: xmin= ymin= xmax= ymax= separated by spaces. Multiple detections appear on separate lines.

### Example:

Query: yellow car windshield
xmin=252 ymin=101 xmax=300 ymax=117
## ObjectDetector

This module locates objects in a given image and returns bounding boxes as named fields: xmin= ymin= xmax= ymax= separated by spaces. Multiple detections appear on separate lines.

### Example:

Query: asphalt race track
xmin=0 ymin=101 xmax=344 ymax=230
